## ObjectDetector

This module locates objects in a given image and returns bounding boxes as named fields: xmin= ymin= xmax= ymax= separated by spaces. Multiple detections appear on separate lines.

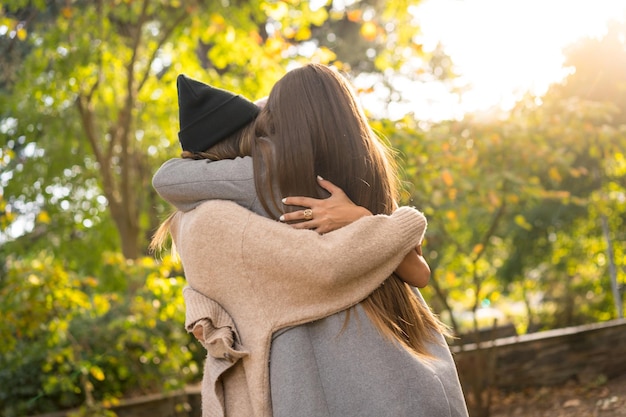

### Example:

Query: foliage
xmin=0 ymin=0 xmax=432 ymax=261
xmin=0 ymin=0 xmax=439 ymax=413
xmin=381 ymin=22 xmax=626 ymax=335
xmin=553 ymin=20 xmax=626 ymax=124
xmin=0 ymin=252 xmax=202 ymax=417
xmin=1 ymin=0 xmax=625 ymax=414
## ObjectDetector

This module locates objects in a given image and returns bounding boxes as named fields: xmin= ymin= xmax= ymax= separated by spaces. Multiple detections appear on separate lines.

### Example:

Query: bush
xmin=0 ymin=251 xmax=203 ymax=416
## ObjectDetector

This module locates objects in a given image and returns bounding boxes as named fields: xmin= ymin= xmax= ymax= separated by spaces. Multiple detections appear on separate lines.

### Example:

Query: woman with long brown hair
xmin=153 ymin=65 xmax=468 ymax=416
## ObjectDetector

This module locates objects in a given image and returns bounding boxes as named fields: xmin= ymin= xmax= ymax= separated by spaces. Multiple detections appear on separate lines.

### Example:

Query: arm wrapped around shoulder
xmin=151 ymin=157 xmax=255 ymax=212
xmin=390 ymin=206 xmax=428 ymax=245
xmin=172 ymin=201 xmax=428 ymax=330
xmin=240 ymin=204 xmax=428 ymax=326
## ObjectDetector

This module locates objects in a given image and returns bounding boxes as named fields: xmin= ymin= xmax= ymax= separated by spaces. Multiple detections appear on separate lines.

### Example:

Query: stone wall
xmin=453 ymin=318 xmax=626 ymax=392
xmin=31 ymin=319 xmax=626 ymax=416
xmin=29 ymin=386 xmax=201 ymax=417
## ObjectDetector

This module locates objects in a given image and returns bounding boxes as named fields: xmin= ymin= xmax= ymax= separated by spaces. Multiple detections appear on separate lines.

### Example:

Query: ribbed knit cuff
xmin=390 ymin=206 xmax=428 ymax=245
xmin=183 ymin=286 xmax=219 ymax=330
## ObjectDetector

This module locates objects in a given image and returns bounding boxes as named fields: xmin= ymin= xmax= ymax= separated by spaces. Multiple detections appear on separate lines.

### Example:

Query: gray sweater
xmin=153 ymin=157 xmax=469 ymax=417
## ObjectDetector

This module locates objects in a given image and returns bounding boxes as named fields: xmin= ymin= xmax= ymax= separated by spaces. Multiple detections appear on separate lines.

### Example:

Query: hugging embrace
xmin=152 ymin=63 xmax=469 ymax=417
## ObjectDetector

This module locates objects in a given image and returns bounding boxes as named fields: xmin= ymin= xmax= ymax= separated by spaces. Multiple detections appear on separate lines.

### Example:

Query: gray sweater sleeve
xmin=152 ymin=156 xmax=259 ymax=213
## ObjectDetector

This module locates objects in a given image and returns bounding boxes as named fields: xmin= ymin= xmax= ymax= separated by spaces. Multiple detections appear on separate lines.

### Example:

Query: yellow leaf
xmin=28 ymin=274 xmax=41 ymax=285
xmin=263 ymin=1 xmax=288 ymax=20
xmin=333 ymin=60 xmax=346 ymax=71
xmin=357 ymin=86 xmax=375 ymax=94
xmin=472 ymin=243 xmax=484 ymax=255
xmin=548 ymin=166 xmax=562 ymax=182
xmin=61 ymin=7 xmax=73 ymax=19
xmin=445 ymin=210 xmax=456 ymax=221
xmin=283 ymin=26 xmax=296 ymax=39
xmin=312 ymin=46 xmax=337 ymax=64
xmin=16 ymin=27 xmax=27 ymax=41
xmin=412 ymin=43 xmax=424 ymax=55
xmin=90 ymin=366 xmax=105 ymax=381
xmin=360 ymin=21 xmax=377 ymax=41
xmin=37 ymin=210 xmax=51 ymax=224
xmin=250 ymin=30 xmax=263 ymax=45
xmin=225 ymin=27 xmax=235 ymax=43
xmin=265 ymin=37 xmax=285 ymax=55
xmin=210 ymin=13 xmax=225 ymax=26
xmin=442 ymin=170 xmax=454 ymax=187
xmin=347 ymin=10 xmax=362 ymax=22
xmin=514 ymin=214 xmax=532 ymax=231
xmin=84 ymin=277 xmax=98 ymax=287
xmin=1 ymin=211 xmax=13 ymax=227
xmin=295 ymin=26 xmax=311 ymax=41
xmin=309 ymin=7 xmax=329 ymax=26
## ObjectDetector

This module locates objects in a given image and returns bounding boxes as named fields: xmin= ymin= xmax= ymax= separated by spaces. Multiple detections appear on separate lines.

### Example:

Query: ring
xmin=303 ymin=209 xmax=313 ymax=221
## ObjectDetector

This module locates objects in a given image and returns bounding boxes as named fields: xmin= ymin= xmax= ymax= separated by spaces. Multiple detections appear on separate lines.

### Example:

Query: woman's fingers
xmin=280 ymin=176 xmax=368 ymax=234
xmin=281 ymin=196 xmax=318 ymax=208
xmin=316 ymin=175 xmax=342 ymax=195
xmin=279 ymin=209 xmax=312 ymax=223
xmin=281 ymin=176 xmax=346 ymax=208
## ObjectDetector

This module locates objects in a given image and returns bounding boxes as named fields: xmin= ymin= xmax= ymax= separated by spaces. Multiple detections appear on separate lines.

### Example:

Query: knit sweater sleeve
xmin=151 ymin=157 xmax=257 ymax=212
xmin=172 ymin=200 xmax=426 ymax=331
xmin=171 ymin=201 xmax=428 ymax=417
xmin=241 ymin=205 xmax=427 ymax=329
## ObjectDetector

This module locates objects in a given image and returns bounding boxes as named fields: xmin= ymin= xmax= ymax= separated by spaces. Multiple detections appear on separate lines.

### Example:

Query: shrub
xmin=0 ymin=251 xmax=203 ymax=416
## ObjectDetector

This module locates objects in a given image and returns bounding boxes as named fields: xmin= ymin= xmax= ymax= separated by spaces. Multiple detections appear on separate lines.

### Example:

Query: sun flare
xmin=407 ymin=0 xmax=626 ymax=120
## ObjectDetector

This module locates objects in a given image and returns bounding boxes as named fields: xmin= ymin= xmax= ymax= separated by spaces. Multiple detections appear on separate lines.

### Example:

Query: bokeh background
xmin=1 ymin=0 xmax=625 ymax=416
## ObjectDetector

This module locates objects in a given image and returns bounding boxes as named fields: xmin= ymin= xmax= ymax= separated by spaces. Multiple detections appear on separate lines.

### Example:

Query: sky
xmin=382 ymin=0 xmax=626 ymax=121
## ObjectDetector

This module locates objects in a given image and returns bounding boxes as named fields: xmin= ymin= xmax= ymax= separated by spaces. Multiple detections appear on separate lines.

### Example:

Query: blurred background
xmin=1 ymin=0 xmax=624 ymax=416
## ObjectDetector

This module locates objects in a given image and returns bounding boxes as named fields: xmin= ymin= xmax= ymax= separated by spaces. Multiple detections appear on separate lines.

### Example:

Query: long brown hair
xmin=252 ymin=63 xmax=449 ymax=357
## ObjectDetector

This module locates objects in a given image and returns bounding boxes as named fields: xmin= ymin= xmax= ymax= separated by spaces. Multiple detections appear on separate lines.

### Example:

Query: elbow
xmin=398 ymin=256 xmax=431 ymax=288
xmin=414 ymin=259 xmax=431 ymax=288
xmin=413 ymin=274 xmax=430 ymax=288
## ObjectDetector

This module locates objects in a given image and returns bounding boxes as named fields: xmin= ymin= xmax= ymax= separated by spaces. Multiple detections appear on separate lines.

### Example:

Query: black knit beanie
xmin=177 ymin=74 xmax=259 ymax=152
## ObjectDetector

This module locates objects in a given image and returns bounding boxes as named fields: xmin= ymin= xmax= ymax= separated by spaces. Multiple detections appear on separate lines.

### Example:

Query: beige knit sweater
xmin=170 ymin=200 xmax=427 ymax=417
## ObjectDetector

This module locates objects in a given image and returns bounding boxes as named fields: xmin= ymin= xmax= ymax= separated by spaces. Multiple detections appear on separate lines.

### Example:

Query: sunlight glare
xmin=406 ymin=0 xmax=626 ymax=120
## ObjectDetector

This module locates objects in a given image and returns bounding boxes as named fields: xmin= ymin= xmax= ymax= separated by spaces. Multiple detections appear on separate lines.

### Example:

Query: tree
xmin=1 ymin=2 xmax=469 ymax=413
xmin=549 ymin=19 xmax=626 ymax=319
xmin=552 ymin=20 xmax=626 ymax=124
xmin=382 ymin=18 xmax=626 ymax=332
xmin=0 ymin=0 xmax=438 ymax=262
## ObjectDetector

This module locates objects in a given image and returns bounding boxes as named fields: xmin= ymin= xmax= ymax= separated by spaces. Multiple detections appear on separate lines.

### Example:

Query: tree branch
xmin=429 ymin=268 xmax=460 ymax=336
xmin=75 ymin=96 xmax=115 ymax=205
xmin=136 ymin=8 xmax=190 ymax=92
xmin=472 ymin=181 xmax=508 ymax=263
